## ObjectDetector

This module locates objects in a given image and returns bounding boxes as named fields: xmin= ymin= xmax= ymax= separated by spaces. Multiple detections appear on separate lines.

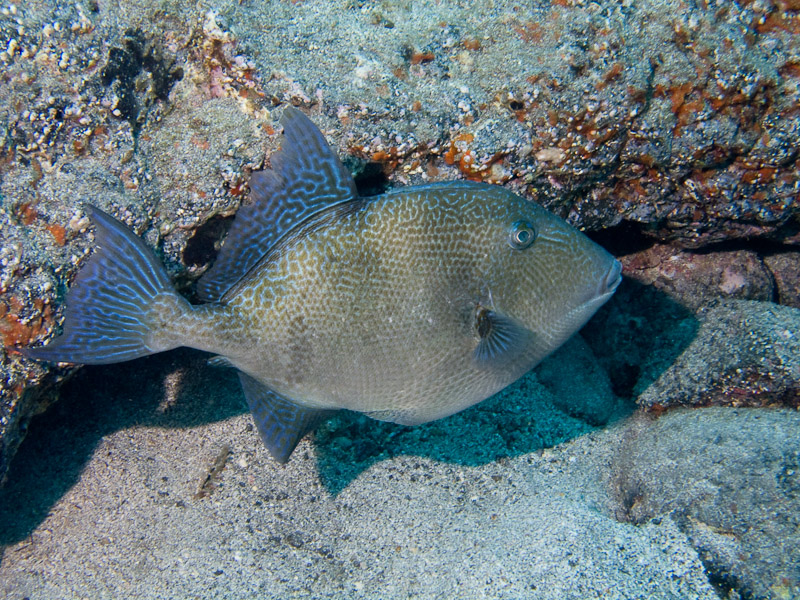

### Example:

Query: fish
xmin=23 ymin=107 xmax=622 ymax=463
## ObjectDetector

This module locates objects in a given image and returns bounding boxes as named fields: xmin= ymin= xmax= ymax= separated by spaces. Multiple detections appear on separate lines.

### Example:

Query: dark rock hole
xmin=585 ymin=220 xmax=655 ymax=256
xmin=100 ymin=29 xmax=183 ymax=129
xmin=701 ymin=557 xmax=753 ymax=600
xmin=351 ymin=161 xmax=390 ymax=197
xmin=183 ymin=215 xmax=234 ymax=268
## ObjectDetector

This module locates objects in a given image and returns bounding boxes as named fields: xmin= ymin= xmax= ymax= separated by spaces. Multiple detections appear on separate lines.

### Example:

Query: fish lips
xmin=601 ymin=258 xmax=623 ymax=296
xmin=578 ymin=258 xmax=623 ymax=311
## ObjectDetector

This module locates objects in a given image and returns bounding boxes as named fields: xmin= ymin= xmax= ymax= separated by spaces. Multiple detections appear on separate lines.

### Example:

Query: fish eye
xmin=508 ymin=220 xmax=536 ymax=250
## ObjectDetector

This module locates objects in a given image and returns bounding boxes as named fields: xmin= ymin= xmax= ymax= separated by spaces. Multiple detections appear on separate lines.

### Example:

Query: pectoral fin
xmin=473 ymin=306 xmax=533 ymax=369
xmin=238 ymin=373 xmax=334 ymax=464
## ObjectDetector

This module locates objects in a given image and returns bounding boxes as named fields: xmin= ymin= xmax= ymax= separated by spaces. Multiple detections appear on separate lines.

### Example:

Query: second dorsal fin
xmin=197 ymin=107 xmax=358 ymax=302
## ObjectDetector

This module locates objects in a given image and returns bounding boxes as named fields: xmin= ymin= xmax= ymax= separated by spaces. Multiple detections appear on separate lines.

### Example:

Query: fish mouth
xmin=600 ymin=259 xmax=623 ymax=295
xmin=572 ymin=258 xmax=623 ymax=315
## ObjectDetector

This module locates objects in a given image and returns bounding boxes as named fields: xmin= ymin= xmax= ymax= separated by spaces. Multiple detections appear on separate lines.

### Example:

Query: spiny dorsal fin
xmin=197 ymin=107 xmax=357 ymax=302
xmin=238 ymin=372 xmax=334 ymax=464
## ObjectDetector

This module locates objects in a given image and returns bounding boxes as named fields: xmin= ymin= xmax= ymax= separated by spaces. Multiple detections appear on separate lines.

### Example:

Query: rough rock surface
xmin=581 ymin=279 xmax=800 ymax=414
xmin=619 ymin=244 xmax=775 ymax=311
xmin=612 ymin=408 xmax=800 ymax=600
xmin=764 ymin=251 xmax=800 ymax=309
xmin=638 ymin=300 xmax=800 ymax=410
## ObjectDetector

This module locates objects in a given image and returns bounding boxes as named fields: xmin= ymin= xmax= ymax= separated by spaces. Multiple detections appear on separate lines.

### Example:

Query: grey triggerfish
xmin=24 ymin=107 xmax=622 ymax=463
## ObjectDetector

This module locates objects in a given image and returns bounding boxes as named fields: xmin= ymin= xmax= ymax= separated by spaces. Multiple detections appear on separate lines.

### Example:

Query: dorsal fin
xmin=197 ymin=107 xmax=358 ymax=302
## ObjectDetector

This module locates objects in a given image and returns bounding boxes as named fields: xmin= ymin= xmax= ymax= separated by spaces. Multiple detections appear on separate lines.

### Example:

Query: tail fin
xmin=23 ymin=206 xmax=179 ymax=365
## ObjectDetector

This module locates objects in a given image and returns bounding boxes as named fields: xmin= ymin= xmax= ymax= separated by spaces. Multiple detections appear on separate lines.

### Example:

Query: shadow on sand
xmin=0 ymin=278 xmax=697 ymax=547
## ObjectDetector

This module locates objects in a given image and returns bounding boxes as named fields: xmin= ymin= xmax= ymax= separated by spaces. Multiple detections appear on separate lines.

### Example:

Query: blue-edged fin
xmin=238 ymin=372 xmax=334 ymax=464
xmin=207 ymin=355 xmax=235 ymax=369
xmin=473 ymin=307 xmax=533 ymax=369
xmin=197 ymin=107 xmax=358 ymax=302
xmin=22 ymin=206 xmax=179 ymax=365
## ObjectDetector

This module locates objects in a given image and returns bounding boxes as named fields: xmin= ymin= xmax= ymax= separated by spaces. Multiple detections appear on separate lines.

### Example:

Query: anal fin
xmin=238 ymin=373 xmax=334 ymax=464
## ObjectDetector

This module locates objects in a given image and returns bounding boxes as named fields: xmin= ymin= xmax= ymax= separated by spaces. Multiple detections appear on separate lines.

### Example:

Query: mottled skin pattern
xmin=158 ymin=183 xmax=619 ymax=425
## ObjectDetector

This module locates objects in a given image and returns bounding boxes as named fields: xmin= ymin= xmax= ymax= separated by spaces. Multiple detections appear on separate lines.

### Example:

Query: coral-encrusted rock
xmin=638 ymin=300 xmax=800 ymax=410
xmin=764 ymin=252 xmax=800 ymax=309
xmin=620 ymin=245 xmax=774 ymax=311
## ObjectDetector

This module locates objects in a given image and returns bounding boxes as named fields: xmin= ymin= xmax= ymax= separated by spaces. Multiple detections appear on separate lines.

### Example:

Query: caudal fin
xmin=23 ymin=206 xmax=179 ymax=365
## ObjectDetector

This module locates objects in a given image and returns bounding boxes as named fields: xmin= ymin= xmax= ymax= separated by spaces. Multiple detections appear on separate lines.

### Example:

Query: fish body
xmin=24 ymin=108 xmax=621 ymax=462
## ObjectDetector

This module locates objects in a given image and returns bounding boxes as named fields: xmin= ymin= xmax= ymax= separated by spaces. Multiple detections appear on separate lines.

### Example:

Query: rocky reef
xmin=0 ymin=1 xmax=799 ymax=596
